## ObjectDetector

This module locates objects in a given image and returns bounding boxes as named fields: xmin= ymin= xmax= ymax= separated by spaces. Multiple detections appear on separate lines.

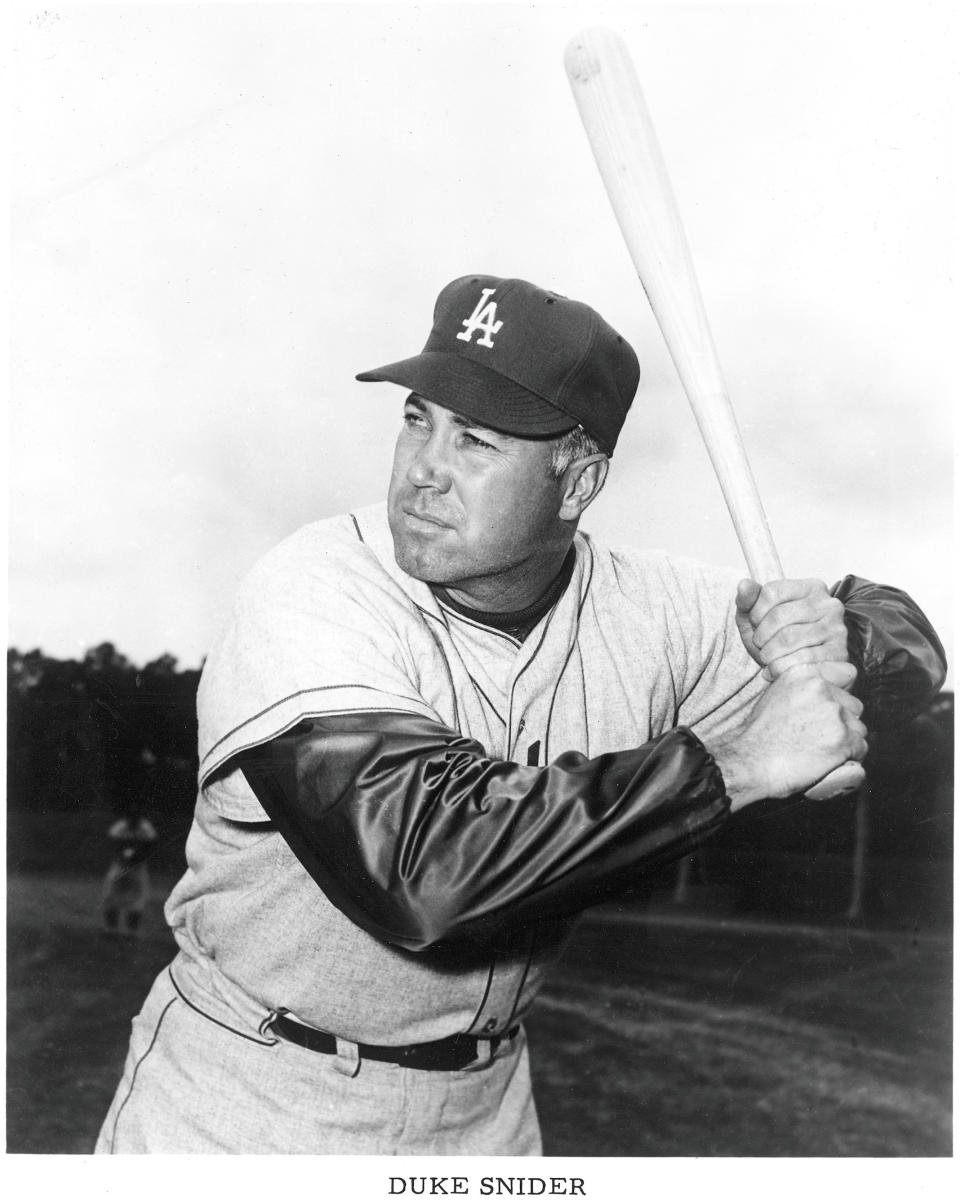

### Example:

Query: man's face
xmin=387 ymin=394 xmax=569 ymax=609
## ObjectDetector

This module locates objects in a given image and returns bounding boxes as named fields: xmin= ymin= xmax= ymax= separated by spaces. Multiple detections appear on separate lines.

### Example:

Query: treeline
xmin=8 ymin=645 xmax=202 ymax=875
xmin=8 ymin=643 xmax=201 ymax=818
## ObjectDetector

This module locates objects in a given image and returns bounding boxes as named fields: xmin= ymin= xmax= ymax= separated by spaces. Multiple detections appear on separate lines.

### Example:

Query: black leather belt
xmin=268 ymin=1012 xmax=519 ymax=1071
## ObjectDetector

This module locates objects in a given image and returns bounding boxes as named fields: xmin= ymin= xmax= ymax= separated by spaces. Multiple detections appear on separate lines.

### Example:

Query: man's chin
xmin=391 ymin=538 xmax=451 ymax=585
xmin=388 ymin=507 xmax=466 ymax=584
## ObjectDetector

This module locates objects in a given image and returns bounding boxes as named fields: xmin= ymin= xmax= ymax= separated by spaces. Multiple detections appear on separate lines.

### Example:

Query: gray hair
xmin=548 ymin=425 xmax=606 ymax=479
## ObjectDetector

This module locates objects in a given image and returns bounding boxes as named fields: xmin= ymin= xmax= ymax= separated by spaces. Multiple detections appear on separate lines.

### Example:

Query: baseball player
xmin=96 ymin=275 xmax=945 ymax=1154
xmin=101 ymin=807 xmax=158 ymax=938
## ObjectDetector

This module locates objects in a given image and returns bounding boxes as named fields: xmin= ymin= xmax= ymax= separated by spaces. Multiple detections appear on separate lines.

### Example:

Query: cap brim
xmin=356 ymin=351 xmax=579 ymax=440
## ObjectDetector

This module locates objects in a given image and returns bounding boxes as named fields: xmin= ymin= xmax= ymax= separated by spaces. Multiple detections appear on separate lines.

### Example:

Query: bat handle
xmin=804 ymin=761 xmax=866 ymax=801
xmin=745 ymin=554 xmax=865 ymax=803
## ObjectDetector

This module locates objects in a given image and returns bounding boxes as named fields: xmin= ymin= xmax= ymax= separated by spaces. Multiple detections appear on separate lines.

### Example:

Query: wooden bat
xmin=564 ymin=26 xmax=862 ymax=800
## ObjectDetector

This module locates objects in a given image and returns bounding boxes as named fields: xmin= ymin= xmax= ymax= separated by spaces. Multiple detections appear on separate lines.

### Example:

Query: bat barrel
xmin=565 ymin=27 xmax=783 ymax=583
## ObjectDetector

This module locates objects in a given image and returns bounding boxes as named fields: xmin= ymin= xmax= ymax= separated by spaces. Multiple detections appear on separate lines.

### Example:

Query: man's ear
xmin=558 ymin=455 xmax=609 ymax=521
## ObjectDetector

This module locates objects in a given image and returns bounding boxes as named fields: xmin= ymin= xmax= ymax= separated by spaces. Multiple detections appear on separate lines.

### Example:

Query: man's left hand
xmin=735 ymin=578 xmax=850 ymax=683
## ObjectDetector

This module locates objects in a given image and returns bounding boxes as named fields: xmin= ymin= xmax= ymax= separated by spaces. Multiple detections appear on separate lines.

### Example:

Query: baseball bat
xmin=564 ymin=26 xmax=862 ymax=800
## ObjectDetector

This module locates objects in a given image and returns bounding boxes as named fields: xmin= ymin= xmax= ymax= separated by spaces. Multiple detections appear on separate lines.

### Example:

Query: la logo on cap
xmin=456 ymin=287 xmax=503 ymax=349
xmin=355 ymin=273 xmax=641 ymax=455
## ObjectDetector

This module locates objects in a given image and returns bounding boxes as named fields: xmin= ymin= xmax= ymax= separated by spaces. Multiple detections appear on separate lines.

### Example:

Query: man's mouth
xmin=402 ymin=506 xmax=453 ymax=530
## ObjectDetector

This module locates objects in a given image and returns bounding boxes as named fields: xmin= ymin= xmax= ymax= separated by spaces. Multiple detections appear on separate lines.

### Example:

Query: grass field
xmin=6 ymin=870 xmax=952 ymax=1156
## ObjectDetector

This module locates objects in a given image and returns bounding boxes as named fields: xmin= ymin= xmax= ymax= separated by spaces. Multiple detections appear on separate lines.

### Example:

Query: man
xmin=96 ymin=274 xmax=945 ymax=1154
xmin=101 ymin=805 xmax=158 ymax=938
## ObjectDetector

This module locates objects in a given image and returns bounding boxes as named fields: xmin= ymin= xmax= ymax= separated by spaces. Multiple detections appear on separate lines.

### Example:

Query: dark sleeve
xmin=237 ymin=712 xmax=729 ymax=952
xmin=832 ymin=576 xmax=947 ymax=729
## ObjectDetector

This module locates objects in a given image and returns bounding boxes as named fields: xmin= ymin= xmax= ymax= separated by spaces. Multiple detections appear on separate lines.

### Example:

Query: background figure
xmin=101 ymin=807 xmax=158 ymax=938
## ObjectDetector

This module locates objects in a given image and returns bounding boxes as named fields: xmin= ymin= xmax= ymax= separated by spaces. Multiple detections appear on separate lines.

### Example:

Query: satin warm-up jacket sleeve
xmin=237 ymin=575 xmax=946 ymax=952
xmin=238 ymin=720 xmax=729 ymax=952
xmin=832 ymin=575 xmax=947 ymax=728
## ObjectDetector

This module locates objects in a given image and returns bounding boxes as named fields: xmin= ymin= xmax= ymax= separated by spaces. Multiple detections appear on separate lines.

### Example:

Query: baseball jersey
xmin=163 ymin=501 xmax=764 ymax=1044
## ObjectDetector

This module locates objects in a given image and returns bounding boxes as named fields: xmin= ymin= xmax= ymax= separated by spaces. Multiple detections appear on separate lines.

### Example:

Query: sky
xmin=8 ymin=0 xmax=957 ymax=681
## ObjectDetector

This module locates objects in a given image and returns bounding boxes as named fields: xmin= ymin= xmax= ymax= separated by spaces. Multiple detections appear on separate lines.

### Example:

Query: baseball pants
xmin=95 ymin=968 xmax=542 ymax=1154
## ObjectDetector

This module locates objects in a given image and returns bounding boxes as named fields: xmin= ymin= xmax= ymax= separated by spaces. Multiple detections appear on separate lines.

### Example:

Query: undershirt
xmin=430 ymin=547 xmax=577 ymax=643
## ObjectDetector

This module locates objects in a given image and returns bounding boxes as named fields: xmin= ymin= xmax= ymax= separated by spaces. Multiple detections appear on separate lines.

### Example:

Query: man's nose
xmin=407 ymin=433 xmax=452 ymax=491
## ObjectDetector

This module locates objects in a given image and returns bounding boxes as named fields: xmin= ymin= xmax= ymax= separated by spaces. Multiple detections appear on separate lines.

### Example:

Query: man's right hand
xmin=706 ymin=663 xmax=868 ymax=811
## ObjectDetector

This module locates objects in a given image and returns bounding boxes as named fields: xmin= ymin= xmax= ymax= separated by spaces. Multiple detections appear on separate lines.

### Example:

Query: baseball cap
xmin=355 ymin=274 xmax=640 ymax=455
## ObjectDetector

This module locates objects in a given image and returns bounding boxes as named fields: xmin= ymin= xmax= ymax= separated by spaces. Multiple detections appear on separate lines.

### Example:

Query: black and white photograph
xmin=6 ymin=0 xmax=955 ymax=1192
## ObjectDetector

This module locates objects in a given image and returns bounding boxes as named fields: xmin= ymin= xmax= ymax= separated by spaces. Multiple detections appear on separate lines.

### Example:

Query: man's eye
xmin=464 ymin=432 xmax=495 ymax=451
xmin=403 ymin=411 xmax=427 ymax=428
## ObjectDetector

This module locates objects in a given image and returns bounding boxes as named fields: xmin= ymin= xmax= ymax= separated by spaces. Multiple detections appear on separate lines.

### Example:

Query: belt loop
xmin=464 ymin=1037 xmax=493 ymax=1072
xmin=333 ymin=1036 xmax=362 ymax=1078
xmin=258 ymin=1007 xmax=286 ymax=1043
